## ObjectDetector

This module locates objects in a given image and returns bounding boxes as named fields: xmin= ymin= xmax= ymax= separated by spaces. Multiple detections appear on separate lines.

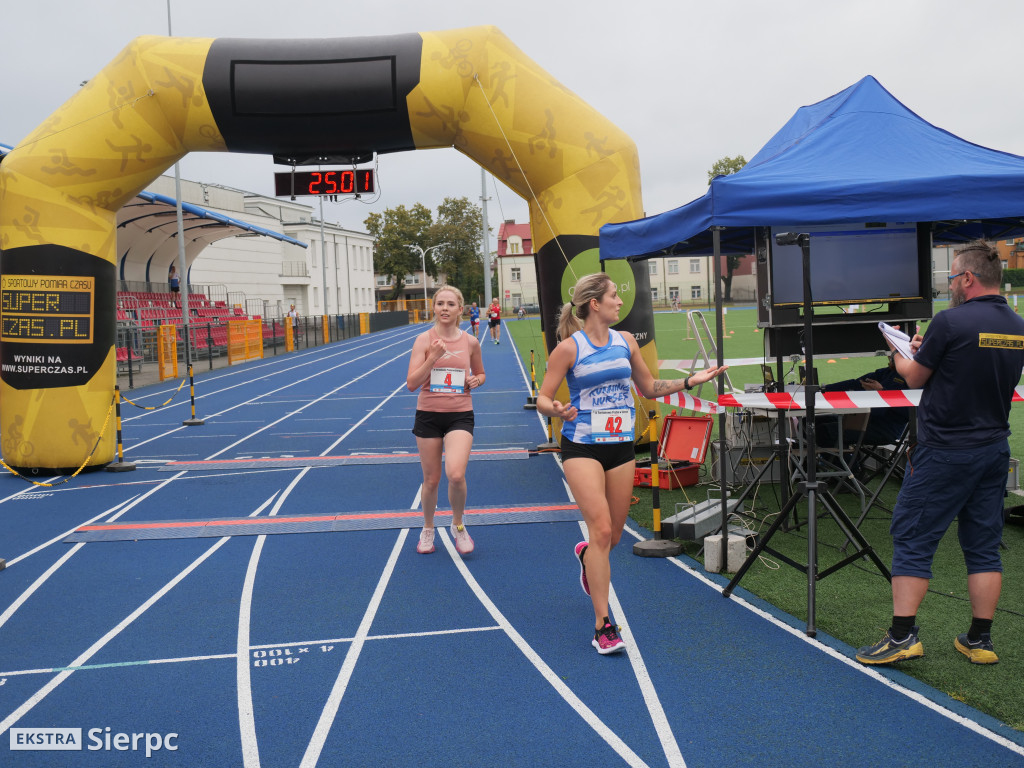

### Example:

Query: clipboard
xmin=879 ymin=322 xmax=914 ymax=360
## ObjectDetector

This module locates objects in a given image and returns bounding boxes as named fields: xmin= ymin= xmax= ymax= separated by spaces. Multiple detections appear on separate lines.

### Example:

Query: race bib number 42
xmin=592 ymin=408 xmax=633 ymax=443
xmin=430 ymin=367 xmax=466 ymax=394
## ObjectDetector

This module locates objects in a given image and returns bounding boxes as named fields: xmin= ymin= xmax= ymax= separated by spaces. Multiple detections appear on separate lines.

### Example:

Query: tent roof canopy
xmin=600 ymin=76 xmax=1024 ymax=259
xmin=125 ymin=191 xmax=306 ymax=248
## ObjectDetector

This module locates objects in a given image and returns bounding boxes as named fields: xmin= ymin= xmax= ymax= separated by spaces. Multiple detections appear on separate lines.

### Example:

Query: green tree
xmin=707 ymin=155 xmax=747 ymax=301
xmin=364 ymin=203 xmax=433 ymax=301
xmin=707 ymin=155 xmax=747 ymax=184
xmin=428 ymin=196 xmax=486 ymax=302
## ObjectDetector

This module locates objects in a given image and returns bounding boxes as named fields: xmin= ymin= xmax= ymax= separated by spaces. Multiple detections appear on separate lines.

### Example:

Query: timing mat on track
xmin=157 ymin=448 xmax=532 ymax=471
xmin=63 ymin=503 xmax=582 ymax=542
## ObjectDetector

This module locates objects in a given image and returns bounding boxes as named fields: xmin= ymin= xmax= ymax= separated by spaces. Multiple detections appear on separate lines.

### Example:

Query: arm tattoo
xmin=652 ymin=379 xmax=671 ymax=394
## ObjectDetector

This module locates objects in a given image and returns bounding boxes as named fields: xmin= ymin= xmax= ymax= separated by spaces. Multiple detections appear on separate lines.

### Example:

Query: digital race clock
xmin=274 ymin=169 xmax=375 ymax=197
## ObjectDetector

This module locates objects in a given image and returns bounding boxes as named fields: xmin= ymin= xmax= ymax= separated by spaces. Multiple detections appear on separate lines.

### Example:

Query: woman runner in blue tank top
xmin=537 ymin=273 xmax=727 ymax=655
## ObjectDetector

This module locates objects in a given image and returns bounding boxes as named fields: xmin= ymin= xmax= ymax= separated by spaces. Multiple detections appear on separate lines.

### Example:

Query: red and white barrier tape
xmin=659 ymin=385 xmax=1024 ymax=413
xmin=656 ymin=391 xmax=724 ymax=414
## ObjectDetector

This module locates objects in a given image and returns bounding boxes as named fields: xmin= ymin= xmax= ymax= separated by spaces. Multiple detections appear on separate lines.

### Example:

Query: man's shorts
xmin=890 ymin=440 xmax=1009 ymax=578
xmin=412 ymin=410 xmax=475 ymax=439
xmin=560 ymin=436 xmax=635 ymax=472
xmin=488 ymin=318 xmax=499 ymax=328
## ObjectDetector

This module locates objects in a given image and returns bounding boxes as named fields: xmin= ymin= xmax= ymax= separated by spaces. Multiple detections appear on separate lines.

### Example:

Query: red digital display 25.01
xmin=274 ymin=169 xmax=375 ymax=197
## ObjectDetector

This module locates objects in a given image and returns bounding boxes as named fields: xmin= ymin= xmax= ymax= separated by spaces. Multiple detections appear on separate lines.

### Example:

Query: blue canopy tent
xmin=600 ymin=75 xmax=1024 ymax=259
xmin=598 ymin=76 xmax=1024 ymax=633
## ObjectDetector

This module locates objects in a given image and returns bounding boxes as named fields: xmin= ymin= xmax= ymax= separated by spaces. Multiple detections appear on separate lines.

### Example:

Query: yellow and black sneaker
xmin=855 ymin=627 xmax=924 ymax=665
xmin=954 ymin=633 xmax=999 ymax=665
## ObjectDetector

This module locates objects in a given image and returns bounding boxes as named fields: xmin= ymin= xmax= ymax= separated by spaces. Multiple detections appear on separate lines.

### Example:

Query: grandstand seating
xmin=115 ymin=346 xmax=143 ymax=371
xmin=115 ymin=290 xmax=291 ymax=362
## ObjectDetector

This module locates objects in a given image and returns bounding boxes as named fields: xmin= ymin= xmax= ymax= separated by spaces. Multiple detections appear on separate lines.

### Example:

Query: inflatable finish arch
xmin=0 ymin=26 xmax=654 ymax=470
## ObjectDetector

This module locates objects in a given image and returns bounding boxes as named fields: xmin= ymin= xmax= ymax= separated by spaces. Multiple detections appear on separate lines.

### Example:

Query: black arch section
xmin=203 ymin=34 xmax=424 ymax=164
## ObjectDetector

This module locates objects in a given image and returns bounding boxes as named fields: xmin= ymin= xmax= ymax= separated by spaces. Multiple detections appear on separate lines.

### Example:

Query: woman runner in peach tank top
xmin=406 ymin=285 xmax=485 ymax=556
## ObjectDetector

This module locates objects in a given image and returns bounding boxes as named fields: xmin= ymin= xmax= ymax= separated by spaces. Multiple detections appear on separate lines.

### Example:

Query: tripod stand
xmin=721 ymin=232 xmax=891 ymax=637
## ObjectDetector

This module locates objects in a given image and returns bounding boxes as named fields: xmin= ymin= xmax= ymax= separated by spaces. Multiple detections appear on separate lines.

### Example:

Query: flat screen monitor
xmin=770 ymin=222 xmax=923 ymax=307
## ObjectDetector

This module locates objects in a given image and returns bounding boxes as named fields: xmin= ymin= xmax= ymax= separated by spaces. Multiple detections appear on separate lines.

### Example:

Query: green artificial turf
xmin=507 ymin=303 xmax=1024 ymax=732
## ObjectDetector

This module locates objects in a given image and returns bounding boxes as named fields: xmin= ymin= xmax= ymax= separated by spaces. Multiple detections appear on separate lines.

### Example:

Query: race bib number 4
xmin=592 ymin=408 xmax=633 ymax=443
xmin=430 ymin=367 xmax=466 ymax=394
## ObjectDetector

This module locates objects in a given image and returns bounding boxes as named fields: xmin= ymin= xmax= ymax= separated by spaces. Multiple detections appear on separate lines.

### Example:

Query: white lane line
xmin=122 ymin=325 xmax=422 ymax=420
xmin=576 ymin=522 xmax=687 ymax=768
xmin=438 ymin=527 xmax=651 ymax=768
xmin=204 ymin=352 xmax=404 ymax=460
xmin=607 ymin=579 xmax=686 ymax=768
xmin=0 ymin=653 xmax=236 ymax=677
xmin=0 ymin=476 xmax=65 ymax=507
xmin=319 ymin=380 xmax=410 ymax=457
xmin=124 ymin=333 xmax=416 ymax=453
xmin=0 ymin=535 xmax=232 ymax=738
xmin=238 ymin=535 xmax=267 ymax=768
xmin=0 ymin=626 xmax=503 ymax=679
xmin=299 ymin=530 xmax=407 ymax=768
xmin=4 ymin=495 xmax=140 ymax=568
xmin=234 ymin=472 xmax=309 ymax=768
xmin=235 ymin=491 xmax=284 ymax=768
xmin=0 ymin=544 xmax=84 ymax=633
xmin=621 ymin=521 xmax=1024 ymax=759
xmin=121 ymin=324 xmax=420 ymax=414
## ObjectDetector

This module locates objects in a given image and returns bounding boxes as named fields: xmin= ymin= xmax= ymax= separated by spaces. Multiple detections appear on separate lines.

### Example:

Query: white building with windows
xmin=495 ymin=220 xmax=537 ymax=311
xmin=144 ymin=175 xmax=377 ymax=318
xmin=647 ymin=253 xmax=756 ymax=305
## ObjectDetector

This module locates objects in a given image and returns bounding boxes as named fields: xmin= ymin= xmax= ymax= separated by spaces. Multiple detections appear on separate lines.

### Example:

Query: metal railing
xmin=116 ymin=311 xmax=381 ymax=387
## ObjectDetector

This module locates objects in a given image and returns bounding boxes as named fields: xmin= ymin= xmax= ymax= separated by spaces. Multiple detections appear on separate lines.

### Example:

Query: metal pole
xmin=481 ymin=168 xmax=492 ymax=310
xmin=319 ymin=195 xmax=328 ymax=315
xmin=167 ymin=0 xmax=190 ymax=367
xmin=422 ymin=246 xmax=428 ymax=308
xmin=713 ymin=229 xmax=729 ymax=570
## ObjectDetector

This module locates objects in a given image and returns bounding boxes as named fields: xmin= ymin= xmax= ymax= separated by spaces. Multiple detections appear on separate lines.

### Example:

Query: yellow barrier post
xmin=182 ymin=363 xmax=205 ymax=426
xmin=634 ymin=409 xmax=683 ymax=557
xmin=322 ymin=315 xmax=330 ymax=343
xmin=285 ymin=320 xmax=294 ymax=352
xmin=104 ymin=385 xmax=136 ymax=472
xmin=523 ymin=349 xmax=538 ymax=410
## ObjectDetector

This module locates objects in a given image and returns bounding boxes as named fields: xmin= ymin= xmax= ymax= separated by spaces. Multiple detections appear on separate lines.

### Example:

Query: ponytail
xmin=556 ymin=301 xmax=583 ymax=342
xmin=556 ymin=272 xmax=613 ymax=341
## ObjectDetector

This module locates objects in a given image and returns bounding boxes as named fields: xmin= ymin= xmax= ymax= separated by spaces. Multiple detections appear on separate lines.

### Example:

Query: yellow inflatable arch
xmin=0 ymin=26 xmax=656 ymax=470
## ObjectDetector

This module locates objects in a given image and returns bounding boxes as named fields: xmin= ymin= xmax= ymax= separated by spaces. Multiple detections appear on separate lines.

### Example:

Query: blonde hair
xmin=556 ymin=272 xmax=614 ymax=341
xmin=431 ymin=285 xmax=464 ymax=325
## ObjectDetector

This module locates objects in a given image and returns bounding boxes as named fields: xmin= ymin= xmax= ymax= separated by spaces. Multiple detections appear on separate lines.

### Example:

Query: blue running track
xmin=1 ymin=321 xmax=1022 ymax=767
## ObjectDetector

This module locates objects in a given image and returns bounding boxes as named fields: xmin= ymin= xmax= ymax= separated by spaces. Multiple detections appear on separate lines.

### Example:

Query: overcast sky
xmin=5 ymin=0 xmax=1024 ymax=239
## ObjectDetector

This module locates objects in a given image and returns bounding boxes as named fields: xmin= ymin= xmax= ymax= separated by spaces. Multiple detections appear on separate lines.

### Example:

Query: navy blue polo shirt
xmin=914 ymin=294 xmax=1024 ymax=448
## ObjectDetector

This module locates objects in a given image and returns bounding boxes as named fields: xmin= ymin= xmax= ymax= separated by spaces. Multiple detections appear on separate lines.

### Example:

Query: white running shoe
xmin=416 ymin=527 xmax=435 ymax=554
xmin=450 ymin=523 xmax=475 ymax=555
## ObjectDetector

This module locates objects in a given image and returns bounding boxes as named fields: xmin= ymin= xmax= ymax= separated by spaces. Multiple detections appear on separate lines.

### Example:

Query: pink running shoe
xmin=574 ymin=542 xmax=590 ymax=596
xmin=593 ymin=618 xmax=626 ymax=655
xmin=416 ymin=528 xmax=435 ymax=554
xmin=451 ymin=523 xmax=474 ymax=555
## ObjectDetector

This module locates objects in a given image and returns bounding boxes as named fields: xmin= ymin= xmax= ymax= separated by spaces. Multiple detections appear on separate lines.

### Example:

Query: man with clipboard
xmin=857 ymin=241 xmax=1024 ymax=667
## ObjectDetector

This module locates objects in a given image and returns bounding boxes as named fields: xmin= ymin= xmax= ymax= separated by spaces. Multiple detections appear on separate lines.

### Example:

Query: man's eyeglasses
xmin=947 ymin=271 xmax=969 ymax=283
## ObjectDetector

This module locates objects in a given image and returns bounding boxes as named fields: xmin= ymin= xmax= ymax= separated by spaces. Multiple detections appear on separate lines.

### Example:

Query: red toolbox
xmin=633 ymin=414 xmax=713 ymax=489
xmin=633 ymin=462 xmax=699 ymax=489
